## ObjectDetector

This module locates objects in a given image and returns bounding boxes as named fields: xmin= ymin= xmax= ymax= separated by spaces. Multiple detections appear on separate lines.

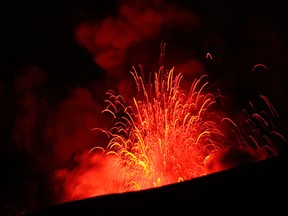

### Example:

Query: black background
xmin=1 ymin=0 xmax=288 ymax=215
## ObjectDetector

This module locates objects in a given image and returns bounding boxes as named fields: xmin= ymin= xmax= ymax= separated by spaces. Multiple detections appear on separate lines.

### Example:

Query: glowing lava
xmin=97 ymin=66 xmax=226 ymax=191
xmin=56 ymin=60 xmax=285 ymax=203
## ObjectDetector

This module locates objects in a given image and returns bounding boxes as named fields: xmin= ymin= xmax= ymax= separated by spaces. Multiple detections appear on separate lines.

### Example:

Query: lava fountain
xmin=97 ymin=66 xmax=226 ymax=192
xmin=56 ymin=52 xmax=285 ymax=203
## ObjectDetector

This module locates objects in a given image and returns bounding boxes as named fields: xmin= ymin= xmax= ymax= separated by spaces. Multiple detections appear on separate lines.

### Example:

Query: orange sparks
xmin=58 ymin=61 xmax=285 ymax=203
xmin=252 ymin=63 xmax=269 ymax=71
xmin=206 ymin=52 xmax=213 ymax=60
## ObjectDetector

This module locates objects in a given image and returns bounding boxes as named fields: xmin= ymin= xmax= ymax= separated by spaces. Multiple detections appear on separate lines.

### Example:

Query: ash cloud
xmin=74 ymin=0 xmax=202 ymax=78
xmin=1 ymin=0 xmax=288 ymax=215
xmin=2 ymin=65 xmax=110 ymax=212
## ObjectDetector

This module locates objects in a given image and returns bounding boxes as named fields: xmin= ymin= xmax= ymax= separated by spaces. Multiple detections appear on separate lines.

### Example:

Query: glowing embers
xmin=59 ymin=65 xmax=284 ymax=202
xmin=99 ymin=66 xmax=226 ymax=190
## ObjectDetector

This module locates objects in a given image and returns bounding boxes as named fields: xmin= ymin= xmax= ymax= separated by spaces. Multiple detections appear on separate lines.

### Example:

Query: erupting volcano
xmin=2 ymin=1 xmax=288 ymax=215
xmin=54 ymin=44 xmax=285 ymax=204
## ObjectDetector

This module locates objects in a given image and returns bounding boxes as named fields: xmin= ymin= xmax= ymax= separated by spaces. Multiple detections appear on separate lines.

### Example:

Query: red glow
xmin=74 ymin=0 xmax=199 ymax=78
xmin=55 ymin=57 xmax=284 ymax=203
xmin=3 ymin=1 xmax=288 ymax=214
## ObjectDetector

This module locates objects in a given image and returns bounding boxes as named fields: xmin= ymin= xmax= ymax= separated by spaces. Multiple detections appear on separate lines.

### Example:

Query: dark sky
xmin=2 ymin=0 xmax=288 ymax=105
xmin=1 ymin=0 xmax=288 ymax=215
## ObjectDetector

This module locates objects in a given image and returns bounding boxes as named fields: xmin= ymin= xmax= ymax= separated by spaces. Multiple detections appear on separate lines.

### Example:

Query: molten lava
xmin=55 ymin=60 xmax=284 ymax=203
xmin=99 ymin=67 xmax=227 ymax=190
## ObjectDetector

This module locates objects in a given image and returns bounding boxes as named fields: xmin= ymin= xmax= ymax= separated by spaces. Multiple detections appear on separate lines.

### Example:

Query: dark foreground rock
xmin=28 ymin=148 xmax=288 ymax=216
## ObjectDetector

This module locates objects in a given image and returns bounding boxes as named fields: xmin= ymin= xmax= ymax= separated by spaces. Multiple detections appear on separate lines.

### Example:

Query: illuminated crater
xmin=57 ymin=58 xmax=285 ymax=203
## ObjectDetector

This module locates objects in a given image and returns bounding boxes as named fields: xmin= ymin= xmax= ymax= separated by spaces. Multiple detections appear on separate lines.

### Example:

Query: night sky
xmin=1 ymin=0 xmax=288 ymax=215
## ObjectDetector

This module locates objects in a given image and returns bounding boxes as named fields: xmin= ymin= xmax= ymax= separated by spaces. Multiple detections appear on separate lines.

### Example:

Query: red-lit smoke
xmin=74 ymin=0 xmax=200 ymax=78
xmin=5 ymin=0 xmax=287 ymax=213
xmin=53 ymin=63 xmax=284 ymax=204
